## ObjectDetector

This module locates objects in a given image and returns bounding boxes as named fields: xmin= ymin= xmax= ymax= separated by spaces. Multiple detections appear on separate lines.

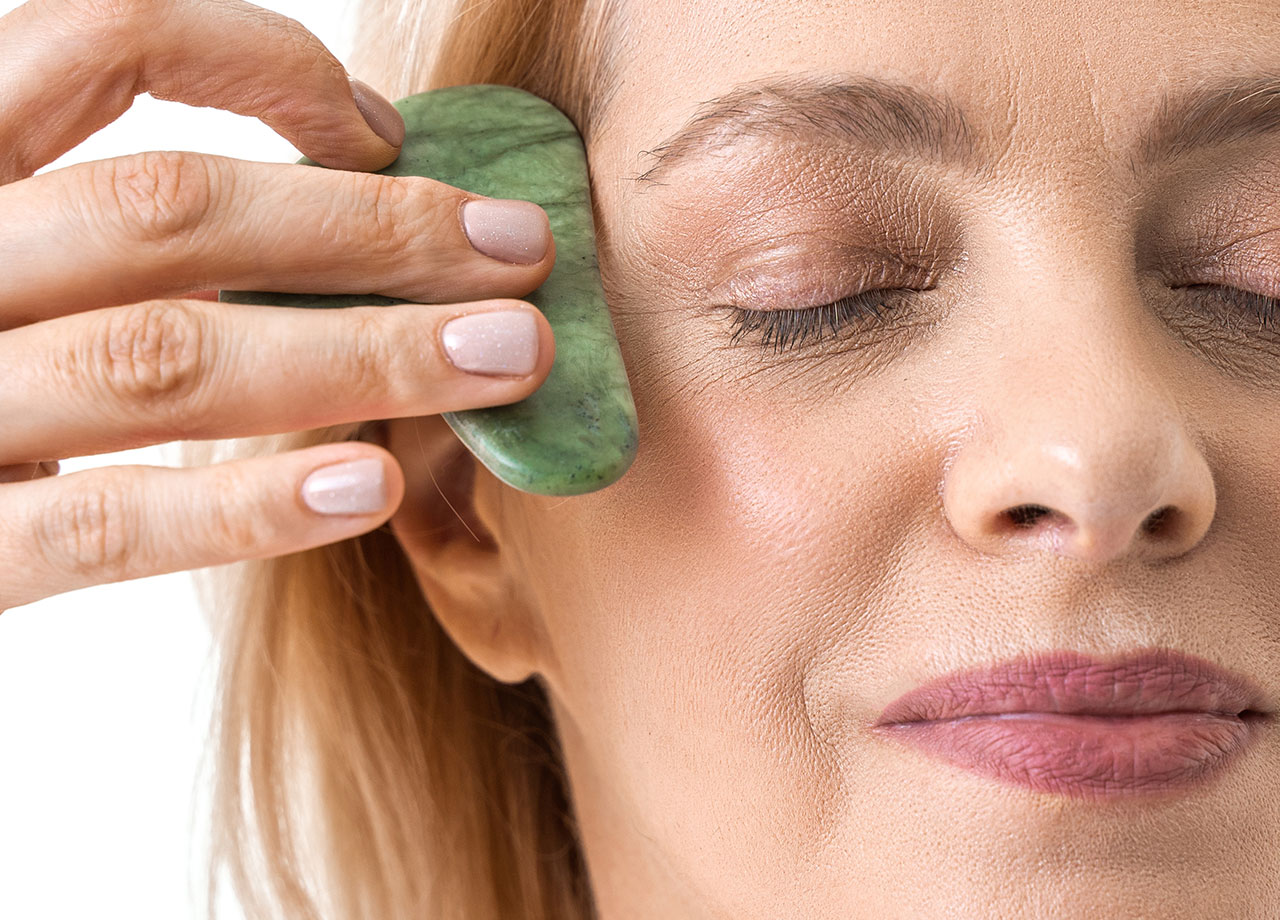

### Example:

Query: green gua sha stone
xmin=220 ymin=84 xmax=638 ymax=497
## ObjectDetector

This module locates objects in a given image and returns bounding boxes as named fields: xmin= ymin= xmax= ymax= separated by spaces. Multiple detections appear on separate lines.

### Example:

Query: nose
xmin=942 ymin=330 xmax=1217 ymax=565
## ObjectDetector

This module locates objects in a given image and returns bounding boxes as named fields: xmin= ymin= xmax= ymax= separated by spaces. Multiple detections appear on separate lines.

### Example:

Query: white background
xmin=0 ymin=1 xmax=366 ymax=917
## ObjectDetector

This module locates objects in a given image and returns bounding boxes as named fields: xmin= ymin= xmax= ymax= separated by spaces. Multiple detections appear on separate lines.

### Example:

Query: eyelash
xmin=1186 ymin=283 xmax=1280 ymax=333
xmin=727 ymin=288 xmax=917 ymax=354
xmin=726 ymin=283 xmax=1280 ymax=354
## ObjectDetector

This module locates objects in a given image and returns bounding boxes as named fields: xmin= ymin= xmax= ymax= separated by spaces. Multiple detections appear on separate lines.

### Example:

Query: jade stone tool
xmin=220 ymin=84 xmax=638 ymax=496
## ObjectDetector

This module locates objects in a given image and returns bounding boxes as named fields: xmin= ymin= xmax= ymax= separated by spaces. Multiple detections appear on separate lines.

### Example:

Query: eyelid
xmin=709 ymin=256 xmax=936 ymax=310
xmin=1162 ymin=246 xmax=1280 ymax=296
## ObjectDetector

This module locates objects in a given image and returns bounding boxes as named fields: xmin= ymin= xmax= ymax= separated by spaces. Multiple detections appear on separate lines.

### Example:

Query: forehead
xmin=594 ymin=0 xmax=1280 ymax=178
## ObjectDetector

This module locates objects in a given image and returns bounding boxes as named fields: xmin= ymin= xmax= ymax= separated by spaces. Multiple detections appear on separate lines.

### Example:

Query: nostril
xmin=1142 ymin=505 xmax=1174 ymax=535
xmin=1006 ymin=504 xmax=1053 ymax=528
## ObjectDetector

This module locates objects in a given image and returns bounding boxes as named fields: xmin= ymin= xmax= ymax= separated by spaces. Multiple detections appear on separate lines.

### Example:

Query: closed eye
xmin=726 ymin=287 xmax=926 ymax=353
xmin=1178 ymin=283 xmax=1280 ymax=333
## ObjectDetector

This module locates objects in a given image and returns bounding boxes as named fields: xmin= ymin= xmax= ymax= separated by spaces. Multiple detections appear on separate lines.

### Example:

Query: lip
xmin=871 ymin=647 xmax=1274 ymax=800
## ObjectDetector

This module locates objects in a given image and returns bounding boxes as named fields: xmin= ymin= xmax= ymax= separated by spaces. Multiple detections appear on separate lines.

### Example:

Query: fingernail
xmin=349 ymin=77 xmax=405 ymax=147
xmin=441 ymin=309 xmax=540 ymax=376
xmin=301 ymin=458 xmax=387 ymax=515
xmin=461 ymin=198 xmax=550 ymax=264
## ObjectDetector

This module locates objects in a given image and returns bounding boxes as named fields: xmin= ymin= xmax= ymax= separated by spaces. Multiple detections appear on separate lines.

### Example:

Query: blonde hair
xmin=190 ymin=1 xmax=625 ymax=917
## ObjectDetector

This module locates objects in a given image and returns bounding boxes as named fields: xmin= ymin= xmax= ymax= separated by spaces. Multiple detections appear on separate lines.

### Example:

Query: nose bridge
xmin=981 ymin=204 xmax=1162 ymax=440
xmin=991 ymin=263 xmax=1171 ymax=492
xmin=942 ymin=214 xmax=1217 ymax=563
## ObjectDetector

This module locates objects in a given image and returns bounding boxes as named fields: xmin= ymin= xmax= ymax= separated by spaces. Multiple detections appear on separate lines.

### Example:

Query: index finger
xmin=0 ymin=0 xmax=402 ymax=183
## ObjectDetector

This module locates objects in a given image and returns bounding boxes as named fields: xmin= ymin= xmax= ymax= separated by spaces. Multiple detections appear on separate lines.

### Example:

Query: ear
xmin=380 ymin=413 xmax=544 ymax=684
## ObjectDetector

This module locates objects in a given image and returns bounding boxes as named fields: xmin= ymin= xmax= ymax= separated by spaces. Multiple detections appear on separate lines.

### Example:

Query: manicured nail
xmin=349 ymin=77 xmax=405 ymax=147
xmin=441 ymin=309 xmax=540 ymax=376
xmin=461 ymin=198 xmax=550 ymax=264
xmin=301 ymin=458 xmax=387 ymax=515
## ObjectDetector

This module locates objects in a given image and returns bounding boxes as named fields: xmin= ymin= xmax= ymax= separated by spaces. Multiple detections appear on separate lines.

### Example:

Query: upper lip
xmin=873 ymin=647 xmax=1275 ymax=726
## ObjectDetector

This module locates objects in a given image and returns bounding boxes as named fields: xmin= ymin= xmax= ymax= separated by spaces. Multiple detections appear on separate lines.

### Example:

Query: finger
xmin=0 ymin=0 xmax=403 ymax=184
xmin=0 ymin=297 xmax=555 ymax=465
xmin=0 ymin=443 xmax=404 ymax=609
xmin=0 ymin=151 xmax=555 ymax=327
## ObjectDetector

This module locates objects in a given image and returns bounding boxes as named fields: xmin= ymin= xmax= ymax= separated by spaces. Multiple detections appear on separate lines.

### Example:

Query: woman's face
xmin=388 ymin=0 xmax=1280 ymax=915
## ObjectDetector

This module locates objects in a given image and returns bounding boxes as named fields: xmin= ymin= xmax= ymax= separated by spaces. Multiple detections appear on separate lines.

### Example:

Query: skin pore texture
xmin=384 ymin=0 xmax=1280 ymax=917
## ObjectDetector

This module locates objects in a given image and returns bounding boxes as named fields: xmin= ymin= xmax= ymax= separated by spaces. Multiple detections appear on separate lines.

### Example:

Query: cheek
xmin=505 ymin=361 xmax=942 ymax=892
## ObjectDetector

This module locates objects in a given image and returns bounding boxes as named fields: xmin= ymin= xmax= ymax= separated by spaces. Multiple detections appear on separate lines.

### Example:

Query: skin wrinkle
xmin=382 ymin=0 xmax=1280 ymax=916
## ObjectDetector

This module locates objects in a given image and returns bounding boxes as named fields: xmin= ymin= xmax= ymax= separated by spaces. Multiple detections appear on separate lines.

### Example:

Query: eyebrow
xmin=625 ymin=72 xmax=1280 ymax=189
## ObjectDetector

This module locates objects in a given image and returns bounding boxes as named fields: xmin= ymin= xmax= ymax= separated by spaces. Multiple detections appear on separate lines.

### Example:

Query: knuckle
xmin=274 ymin=13 xmax=329 ymax=67
xmin=342 ymin=172 xmax=413 ymax=256
xmin=100 ymin=150 xmax=217 ymax=246
xmin=93 ymin=301 xmax=206 ymax=428
xmin=340 ymin=308 xmax=400 ymax=407
xmin=32 ymin=472 xmax=141 ymax=581
xmin=201 ymin=466 xmax=278 ymax=558
xmin=236 ymin=4 xmax=323 ymax=61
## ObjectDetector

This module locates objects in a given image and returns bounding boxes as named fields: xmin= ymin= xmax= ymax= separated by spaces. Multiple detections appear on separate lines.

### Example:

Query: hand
xmin=0 ymin=0 xmax=557 ymax=611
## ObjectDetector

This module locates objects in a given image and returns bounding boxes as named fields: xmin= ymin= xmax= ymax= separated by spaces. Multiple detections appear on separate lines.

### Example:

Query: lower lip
xmin=874 ymin=711 xmax=1264 ymax=799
